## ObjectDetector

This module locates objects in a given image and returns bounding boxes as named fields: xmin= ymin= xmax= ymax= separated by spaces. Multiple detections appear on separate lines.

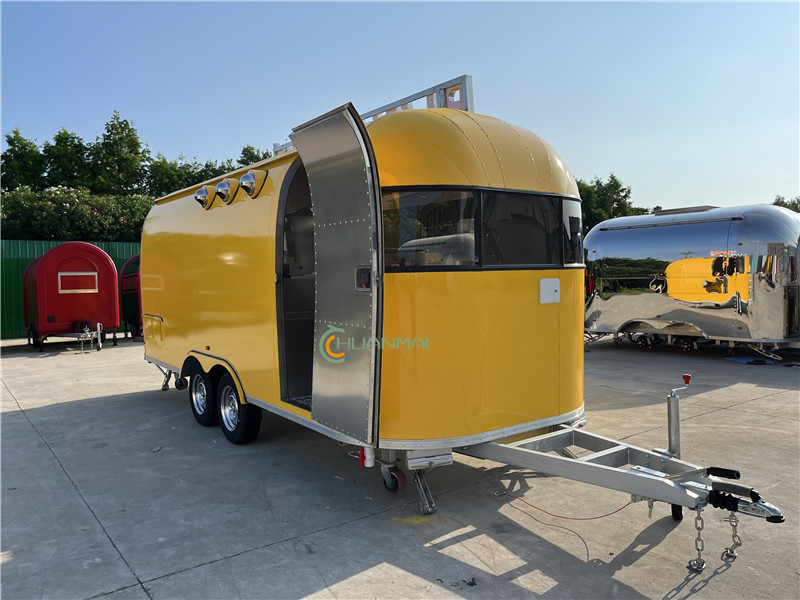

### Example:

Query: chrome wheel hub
xmin=221 ymin=386 xmax=239 ymax=431
xmin=191 ymin=377 xmax=207 ymax=415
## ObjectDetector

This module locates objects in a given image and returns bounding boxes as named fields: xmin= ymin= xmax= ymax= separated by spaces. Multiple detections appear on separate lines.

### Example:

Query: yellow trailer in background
xmin=142 ymin=81 xmax=782 ymax=564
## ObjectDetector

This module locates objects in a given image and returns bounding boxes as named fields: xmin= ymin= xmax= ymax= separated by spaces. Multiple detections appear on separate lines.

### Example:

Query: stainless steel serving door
xmin=289 ymin=104 xmax=382 ymax=444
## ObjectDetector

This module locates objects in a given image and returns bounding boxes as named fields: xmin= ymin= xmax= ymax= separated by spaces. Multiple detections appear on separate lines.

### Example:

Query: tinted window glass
xmin=482 ymin=192 xmax=561 ymax=265
xmin=563 ymin=199 xmax=583 ymax=265
xmin=383 ymin=190 xmax=477 ymax=268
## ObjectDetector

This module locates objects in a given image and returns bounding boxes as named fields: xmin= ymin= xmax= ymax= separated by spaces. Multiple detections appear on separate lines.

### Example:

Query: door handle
xmin=355 ymin=266 xmax=371 ymax=291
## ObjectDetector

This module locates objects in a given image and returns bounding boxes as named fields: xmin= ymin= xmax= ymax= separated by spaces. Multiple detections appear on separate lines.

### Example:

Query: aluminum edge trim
xmin=246 ymin=395 xmax=371 ymax=447
xmin=145 ymin=356 xmax=178 ymax=373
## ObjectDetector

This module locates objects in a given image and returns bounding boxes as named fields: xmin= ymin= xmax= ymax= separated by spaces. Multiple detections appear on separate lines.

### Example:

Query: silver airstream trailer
xmin=584 ymin=204 xmax=800 ymax=354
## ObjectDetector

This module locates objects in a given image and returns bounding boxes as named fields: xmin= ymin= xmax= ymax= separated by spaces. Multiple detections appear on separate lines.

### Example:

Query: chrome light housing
xmin=215 ymin=179 xmax=238 ymax=205
xmin=239 ymin=169 xmax=268 ymax=198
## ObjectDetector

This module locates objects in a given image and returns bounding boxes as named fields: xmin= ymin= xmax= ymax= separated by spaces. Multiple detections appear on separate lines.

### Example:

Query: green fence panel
xmin=1 ymin=240 xmax=140 ymax=340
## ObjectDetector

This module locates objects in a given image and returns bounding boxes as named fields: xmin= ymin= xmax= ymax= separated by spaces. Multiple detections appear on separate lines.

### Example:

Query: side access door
xmin=289 ymin=103 xmax=383 ymax=445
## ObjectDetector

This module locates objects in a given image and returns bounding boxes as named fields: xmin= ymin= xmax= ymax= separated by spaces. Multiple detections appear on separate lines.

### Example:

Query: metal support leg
xmin=156 ymin=365 xmax=173 ymax=391
xmin=668 ymin=375 xmax=690 ymax=459
xmin=413 ymin=470 xmax=436 ymax=515
xmin=668 ymin=392 xmax=681 ymax=459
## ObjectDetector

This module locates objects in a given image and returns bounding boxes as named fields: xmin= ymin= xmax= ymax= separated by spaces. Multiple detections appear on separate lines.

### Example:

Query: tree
xmin=145 ymin=153 xmax=206 ymax=198
xmin=42 ymin=128 xmax=92 ymax=189
xmin=577 ymin=173 xmax=647 ymax=233
xmin=773 ymin=195 xmax=800 ymax=213
xmin=197 ymin=158 xmax=235 ymax=182
xmin=90 ymin=111 xmax=150 ymax=195
xmin=0 ymin=129 xmax=45 ymax=191
xmin=237 ymin=144 xmax=271 ymax=167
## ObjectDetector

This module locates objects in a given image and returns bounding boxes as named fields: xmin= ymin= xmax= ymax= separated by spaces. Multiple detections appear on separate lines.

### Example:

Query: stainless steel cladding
xmin=584 ymin=205 xmax=800 ymax=349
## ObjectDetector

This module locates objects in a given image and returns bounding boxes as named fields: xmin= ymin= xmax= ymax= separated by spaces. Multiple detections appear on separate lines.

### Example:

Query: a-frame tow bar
xmin=456 ymin=375 xmax=784 ymax=571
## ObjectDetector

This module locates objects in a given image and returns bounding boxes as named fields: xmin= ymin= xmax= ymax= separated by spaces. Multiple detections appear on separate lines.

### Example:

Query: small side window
xmin=563 ymin=199 xmax=583 ymax=265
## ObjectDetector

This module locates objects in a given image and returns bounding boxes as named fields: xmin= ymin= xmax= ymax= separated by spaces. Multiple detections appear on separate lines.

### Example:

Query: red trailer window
xmin=58 ymin=271 xmax=99 ymax=294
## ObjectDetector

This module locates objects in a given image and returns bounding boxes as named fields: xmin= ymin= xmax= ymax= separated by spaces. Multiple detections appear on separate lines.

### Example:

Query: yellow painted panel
xmin=369 ymin=109 xmax=579 ymax=198
xmin=665 ymin=257 xmax=750 ymax=303
xmin=141 ymin=162 xmax=290 ymax=410
xmin=557 ymin=270 xmax=585 ymax=415
xmin=379 ymin=269 xmax=584 ymax=441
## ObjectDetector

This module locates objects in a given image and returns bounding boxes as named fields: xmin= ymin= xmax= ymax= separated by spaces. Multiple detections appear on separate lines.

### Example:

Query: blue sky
xmin=2 ymin=1 xmax=798 ymax=210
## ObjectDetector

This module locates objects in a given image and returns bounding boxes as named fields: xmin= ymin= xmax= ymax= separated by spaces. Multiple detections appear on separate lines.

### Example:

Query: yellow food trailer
xmin=141 ymin=90 xmax=781 ymax=569
xmin=142 ymin=103 xmax=584 ymax=504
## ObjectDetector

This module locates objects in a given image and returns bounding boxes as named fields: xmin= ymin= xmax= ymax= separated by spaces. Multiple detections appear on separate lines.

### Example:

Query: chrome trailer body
xmin=584 ymin=205 xmax=800 ymax=353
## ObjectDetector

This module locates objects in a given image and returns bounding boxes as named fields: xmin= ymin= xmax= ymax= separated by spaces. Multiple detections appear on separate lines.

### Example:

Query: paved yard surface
xmin=1 ymin=336 xmax=798 ymax=599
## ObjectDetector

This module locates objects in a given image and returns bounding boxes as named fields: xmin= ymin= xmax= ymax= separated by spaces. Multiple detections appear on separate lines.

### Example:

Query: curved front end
xmin=369 ymin=109 xmax=585 ymax=449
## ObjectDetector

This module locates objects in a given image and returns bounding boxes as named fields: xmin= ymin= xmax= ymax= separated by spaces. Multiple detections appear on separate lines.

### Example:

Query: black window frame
xmin=381 ymin=185 xmax=584 ymax=273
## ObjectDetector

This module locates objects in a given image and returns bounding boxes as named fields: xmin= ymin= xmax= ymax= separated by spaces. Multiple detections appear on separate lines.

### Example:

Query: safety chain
xmin=688 ymin=508 xmax=706 ymax=572
xmin=724 ymin=512 xmax=742 ymax=559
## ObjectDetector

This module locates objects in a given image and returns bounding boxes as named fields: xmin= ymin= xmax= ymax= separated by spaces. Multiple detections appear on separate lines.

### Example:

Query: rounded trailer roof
xmin=368 ymin=109 xmax=579 ymax=197
xmin=588 ymin=204 xmax=800 ymax=246
xmin=584 ymin=204 xmax=800 ymax=257
xmin=592 ymin=204 xmax=796 ymax=229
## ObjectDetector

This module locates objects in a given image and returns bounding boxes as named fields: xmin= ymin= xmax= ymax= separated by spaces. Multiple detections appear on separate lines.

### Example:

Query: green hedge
xmin=1 ymin=187 xmax=152 ymax=242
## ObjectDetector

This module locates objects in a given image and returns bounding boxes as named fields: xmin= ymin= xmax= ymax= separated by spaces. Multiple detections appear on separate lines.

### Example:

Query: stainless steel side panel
xmin=584 ymin=205 xmax=800 ymax=344
xmin=290 ymin=104 xmax=382 ymax=444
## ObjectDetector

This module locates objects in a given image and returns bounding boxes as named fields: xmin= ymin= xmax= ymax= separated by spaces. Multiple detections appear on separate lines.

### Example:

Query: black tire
xmin=217 ymin=373 xmax=261 ymax=444
xmin=188 ymin=364 xmax=217 ymax=426
xmin=383 ymin=467 xmax=408 ymax=494
xmin=671 ymin=504 xmax=683 ymax=521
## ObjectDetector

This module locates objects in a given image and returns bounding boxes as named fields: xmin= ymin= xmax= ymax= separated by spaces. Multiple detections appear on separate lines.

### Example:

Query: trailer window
xmin=563 ymin=199 xmax=583 ymax=265
xmin=383 ymin=190 xmax=477 ymax=268
xmin=482 ymin=192 xmax=561 ymax=266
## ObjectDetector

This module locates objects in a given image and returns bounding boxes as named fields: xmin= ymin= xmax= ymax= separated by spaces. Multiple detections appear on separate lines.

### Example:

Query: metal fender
xmin=183 ymin=351 xmax=248 ymax=404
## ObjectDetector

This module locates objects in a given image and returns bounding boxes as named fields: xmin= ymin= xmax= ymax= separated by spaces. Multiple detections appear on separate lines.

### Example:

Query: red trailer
xmin=23 ymin=242 xmax=120 ymax=350
xmin=120 ymin=254 xmax=142 ymax=338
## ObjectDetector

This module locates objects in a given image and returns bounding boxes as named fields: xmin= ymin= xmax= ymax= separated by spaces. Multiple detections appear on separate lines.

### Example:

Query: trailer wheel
xmin=383 ymin=467 xmax=407 ymax=494
xmin=217 ymin=373 xmax=261 ymax=445
xmin=189 ymin=366 xmax=218 ymax=427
